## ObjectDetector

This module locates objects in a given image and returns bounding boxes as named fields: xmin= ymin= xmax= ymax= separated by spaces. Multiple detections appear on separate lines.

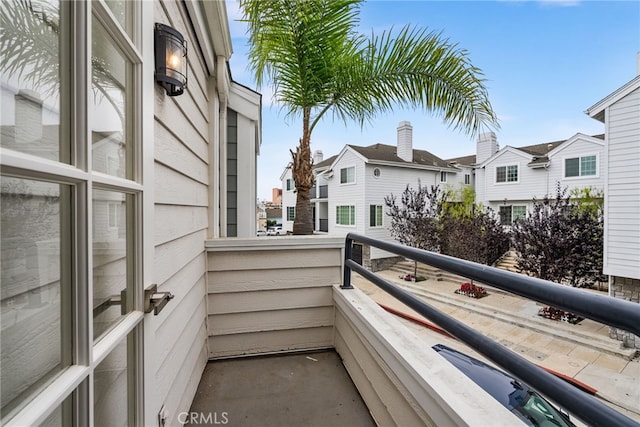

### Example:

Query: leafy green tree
xmin=511 ymin=184 xmax=604 ymax=287
xmin=240 ymin=0 xmax=499 ymax=234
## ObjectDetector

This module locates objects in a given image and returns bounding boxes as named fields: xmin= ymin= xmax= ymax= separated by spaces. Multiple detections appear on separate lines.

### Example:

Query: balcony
xmin=200 ymin=235 xmax=640 ymax=426
xmin=310 ymin=185 xmax=328 ymax=200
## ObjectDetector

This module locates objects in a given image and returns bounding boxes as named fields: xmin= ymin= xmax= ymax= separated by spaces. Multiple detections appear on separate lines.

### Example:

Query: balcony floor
xmin=187 ymin=350 xmax=376 ymax=426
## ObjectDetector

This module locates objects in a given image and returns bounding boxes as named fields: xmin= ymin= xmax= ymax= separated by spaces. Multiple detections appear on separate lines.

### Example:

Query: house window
xmin=565 ymin=155 xmax=596 ymax=177
xmin=286 ymin=206 xmax=295 ymax=221
xmin=340 ymin=166 xmax=355 ymax=184
xmin=373 ymin=168 xmax=381 ymax=178
xmin=286 ymin=178 xmax=294 ymax=191
xmin=499 ymin=205 xmax=526 ymax=225
xmin=496 ymin=165 xmax=518 ymax=183
xmin=336 ymin=205 xmax=355 ymax=225
xmin=464 ymin=174 xmax=470 ymax=185
xmin=440 ymin=171 xmax=447 ymax=183
xmin=369 ymin=205 xmax=383 ymax=227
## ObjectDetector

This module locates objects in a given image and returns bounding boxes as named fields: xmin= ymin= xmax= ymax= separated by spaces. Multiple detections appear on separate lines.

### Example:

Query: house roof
xmin=446 ymin=154 xmax=477 ymax=166
xmin=347 ymin=143 xmax=452 ymax=168
xmin=313 ymin=155 xmax=338 ymax=170
xmin=457 ymin=134 xmax=605 ymax=168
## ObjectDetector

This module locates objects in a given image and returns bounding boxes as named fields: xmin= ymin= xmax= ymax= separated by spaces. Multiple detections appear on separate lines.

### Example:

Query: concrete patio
xmin=187 ymin=350 xmax=375 ymax=426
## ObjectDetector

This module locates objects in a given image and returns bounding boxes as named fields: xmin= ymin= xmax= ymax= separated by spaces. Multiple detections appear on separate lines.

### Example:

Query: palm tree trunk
xmin=291 ymin=109 xmax=314 ymax=235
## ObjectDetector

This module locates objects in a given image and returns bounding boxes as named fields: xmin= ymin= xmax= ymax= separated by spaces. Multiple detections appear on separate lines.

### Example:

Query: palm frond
xmin=327 ymin=25 xmax=499 ymax=136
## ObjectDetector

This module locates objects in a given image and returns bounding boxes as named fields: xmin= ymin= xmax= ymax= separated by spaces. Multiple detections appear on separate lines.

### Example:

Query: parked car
xmin=266 ymin=226 xmax=283 ymax=236
xmin=432 ymin=344 xmax=576 ymax=427
xmin=256 ymin=230 xmax=267 ymax=237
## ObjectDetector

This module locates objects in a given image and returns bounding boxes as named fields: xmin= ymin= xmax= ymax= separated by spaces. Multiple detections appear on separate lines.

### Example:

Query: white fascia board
xmin=184 ymin=1 xmax=215 ymax=74
xmin=199 ymin=0 xmax=233 ymax=59
xmin=327 ymin=145 xmax=367 ymax=171
xmin=229 ymin=82 xmax=261 ymax=121
xmin=279 ymin=163 xmax=292 ymax=181
xmin=476 ymin=146 xmax=531 ymax=168
xmin=367 ymin=160 xmax=458 ymax=173
xmin=586 ymin=75 xmax=640 ymax=122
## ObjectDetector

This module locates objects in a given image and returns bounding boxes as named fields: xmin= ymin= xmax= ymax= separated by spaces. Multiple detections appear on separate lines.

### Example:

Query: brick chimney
xmin=476 ymin=132 xmax=499 ymax=164
xmin=397 ymin=121 xmax=413 ymax=162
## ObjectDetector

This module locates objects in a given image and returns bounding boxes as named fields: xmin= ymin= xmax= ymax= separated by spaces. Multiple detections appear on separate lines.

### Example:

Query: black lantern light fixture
xmin=154 ymin=23 xmax=187 ymax=96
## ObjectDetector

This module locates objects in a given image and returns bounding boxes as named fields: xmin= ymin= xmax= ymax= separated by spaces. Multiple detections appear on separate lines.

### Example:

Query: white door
xmin=1 ymin=1 xmax=150 ymax=425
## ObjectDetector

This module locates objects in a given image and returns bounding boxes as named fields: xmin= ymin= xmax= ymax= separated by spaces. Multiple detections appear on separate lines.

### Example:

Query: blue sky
xmin=225 ymin=1 xmax=640 ymax=201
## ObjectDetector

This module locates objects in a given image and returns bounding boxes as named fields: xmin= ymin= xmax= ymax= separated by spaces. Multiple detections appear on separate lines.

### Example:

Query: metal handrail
xmin=342 ymin=233 xmax=640 ymax=427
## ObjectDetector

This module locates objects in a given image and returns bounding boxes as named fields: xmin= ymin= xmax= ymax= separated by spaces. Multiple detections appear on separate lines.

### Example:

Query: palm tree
xmin=240 ymin=0 xmax=499 ymax=235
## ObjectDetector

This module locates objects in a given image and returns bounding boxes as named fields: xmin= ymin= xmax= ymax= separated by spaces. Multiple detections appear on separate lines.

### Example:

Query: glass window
xmin=94 ymin=338 xmax=128 ymax=426
xmin=104 ymin=1 xmax=135 ymax=39
xmin=581 ymin=156 xmax=596 ymax=176
xmin=565 ymin=158 xmax=579 ymax=177
xmin=464 ymin=174 xmax=470 ymax=185
xmin=370 ymin=205 xmax=383 ymax=227
xmin=496 ymin=165 xmax=518 ymax=183
xmin=499 ymin=206 xmax=512 ymax=225
xmin=93 ymin=189 xmax=129 ymax=340
xmin=0 ymin=0 xmax=65 ymax=163
xmin=440 ymin=171 xmax=447 ymax=183
xmin=286 ymin=179 xmax=294 ymax=191
xmin=1 ymin=177 xmax=71 ymax=418
xmin=91 ymin=16 xmax=131 ymax=179
xmin=336 ymin=205 xmax=355 ymax=225
xmin=565 ymin=156 xmax=596 ymax=177
xmin=340 ymin=167 xmax=355 ymax=184
xmin=513 ymin=206 xmax=527 ymax=223
xmin=286 ymin=206 xmax=295 ymax=221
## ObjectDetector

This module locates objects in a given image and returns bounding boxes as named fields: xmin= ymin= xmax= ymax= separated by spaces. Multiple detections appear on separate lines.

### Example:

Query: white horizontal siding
xmin=206 ymin=237 xmax=343 ymax=358
xmin=604 ymin=86 xmax=640 ymax=279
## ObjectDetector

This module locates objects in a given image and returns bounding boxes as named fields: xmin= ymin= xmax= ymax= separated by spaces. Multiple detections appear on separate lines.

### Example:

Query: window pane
xmin=91 ymin=17 xmax=130 ymax=179
xmin=94 ymin=338 xmax=128 ymax=426
xmin=93 ymin=190 xmax=129 ymax=340
xmin=507 ymin=165 xmax=518 ymax=182
xmin=565 ymin=158 xmax=579 ymax=177
xmin=581 ymin=155 xmax=596 ymax=176
xmin=0 ymin=1 xmax=66 ymax=163
xmin=499 ymin=206 xmax=512 ymax=225
xmin=496 ymin=166 xmax=506 ymax=183
xmin=1 ymin=177 xmax=70 ymax=418
xmin=340 ymin=167 xmax=354 ymax=184
xmin=513 ymin=206 xmax=527 ymax=222
xmin=104 ymin=1 xmax=134 ymax=40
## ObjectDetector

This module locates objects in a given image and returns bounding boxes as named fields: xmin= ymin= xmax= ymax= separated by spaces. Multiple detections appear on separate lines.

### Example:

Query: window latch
xmin=144 ymin=284 xmax=174 ymax=315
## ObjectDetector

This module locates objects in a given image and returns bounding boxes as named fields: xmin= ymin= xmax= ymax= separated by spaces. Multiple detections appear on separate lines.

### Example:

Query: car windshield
xmin=513 ymin=389 xmax=575 ymax=427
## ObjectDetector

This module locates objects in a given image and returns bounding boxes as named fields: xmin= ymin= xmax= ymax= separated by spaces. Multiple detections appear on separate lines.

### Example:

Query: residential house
xmin=471 ymin=131 xmax=605 ymax=225
xmin=0 ymin=1 xmax=260 ymax=424
xmin=587 ymin=69 xmax=640 ymax=349
xmin=282 ymin=121 xmax=466 ymax=270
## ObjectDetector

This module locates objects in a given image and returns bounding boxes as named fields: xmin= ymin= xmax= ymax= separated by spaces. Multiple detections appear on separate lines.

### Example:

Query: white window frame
xmin=369 ymin=204 xmax=383 ymax=227
xmin=464 ymin=174 xmax=470 ymax=185
xmin=1 ymin=2 xmax=148 ymax=426
xmin=563 ymin=154 xmax=598 ymax=179
xmin=495 ymin=163 xmax=519 ymax=184
xmin=339 ymin=166 xmax=356 ymax=185
xmin=336 ymin=205 xmax=356 ymax=226
xmin=286 ymin=206 xmax=295 ymax=221
xmin=440 ymin=171 xmax=447 ymax=183
xmin=286 ymin=178 xmax=294 ymax=191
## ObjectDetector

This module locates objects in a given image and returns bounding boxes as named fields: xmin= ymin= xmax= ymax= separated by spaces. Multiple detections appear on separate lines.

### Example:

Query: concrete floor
xmin=187 ymin=350 xmax=376 ymax=427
